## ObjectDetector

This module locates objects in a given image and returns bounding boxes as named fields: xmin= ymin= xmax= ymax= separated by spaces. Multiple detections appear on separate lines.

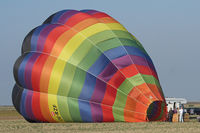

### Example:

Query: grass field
xmin=0 ymin=106 xmax=200 ymax=133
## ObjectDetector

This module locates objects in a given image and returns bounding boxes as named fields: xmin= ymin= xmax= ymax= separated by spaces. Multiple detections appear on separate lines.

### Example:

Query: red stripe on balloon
xmin=31 ymin=54 xmax=49 ymax=121
xmin=32 ymin=91 xmax=47 ymax=122
xmin=91 ymin=12 xmax=111 ymax=18
xmin=64 ymin=12 xmax=93 ymax=27
xmin=120 ymin=64 xmax=158 ymax=80
xmin=90 ymin=12 xmax=119 ymax=23
xmin=31 ymin=54 xmax=48 ymax=92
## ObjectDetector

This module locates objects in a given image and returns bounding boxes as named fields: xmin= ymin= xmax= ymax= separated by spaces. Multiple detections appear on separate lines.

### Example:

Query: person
xmin=190 ymin=108 xmax=194 ymax=115
xmin=179 ymin=106 xmax=184 ymax=122
xmin=173 ymin=107 xmax=177 ymax=114
xmin=168 ymin=108 xmax=173 ymax=122
xmin=176 ymin=107 xmax=179 ymax=121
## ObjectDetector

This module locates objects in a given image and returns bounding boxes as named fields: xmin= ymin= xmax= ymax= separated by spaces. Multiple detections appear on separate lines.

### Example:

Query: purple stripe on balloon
xmin=98 ymin=63 xmax=118 ymax=82
xmin=90 ymin=79 xmax=106 ymax=122
xmin=57 ymin=10 xmax=79 ymax=25
xmin=91 ymin=79 xmax=107 ymax=103
xmin=36 ymin=24 xmax=58 ymax=51
xmin=129 ymin=55 xmax=157 ymax=73
xmin=84 ymin=10 xmax=100 ymax=15
xmin=90 ymin=102 xmax=103 ymax=122
xmin=25 ymin=90 xmax=36 ymax=121
xmin=24 ymin=53 xmax=40 ymax=90
xmin=112 ymin=55 xmax=132 ymax=69
xmin=112 ymin=55 xmax=156 ymax=73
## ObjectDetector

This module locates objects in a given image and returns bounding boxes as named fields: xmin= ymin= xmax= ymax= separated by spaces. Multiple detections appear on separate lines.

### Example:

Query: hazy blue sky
xmin=0 ymin=0 xmax=200 ymax=105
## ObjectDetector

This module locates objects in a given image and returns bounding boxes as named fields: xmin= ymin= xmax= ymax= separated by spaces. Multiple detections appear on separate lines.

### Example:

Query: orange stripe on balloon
xmin=124 ymin=92 xmax=147 ymax=122
xmin=40 ymin=57 xmax=56 ymax=93
xmin=134 ymin=83 xmax=157 ymax=102
xmin=98 ymin=17 xmax=119 ymax=23
xmin=64 ymin=12 xmax=93 ymax=27
xmin=39 ymin=57 xmax=57 ymax=122
xmin=40 ymin=92 xmax=56 ymax=122
xmin=146 ymin=84 xmax=164 ymax=101
xmin=125 ymin=89 xmax=149 ymax=112
xmin=127 ymin=87 xmax=151 ymax=106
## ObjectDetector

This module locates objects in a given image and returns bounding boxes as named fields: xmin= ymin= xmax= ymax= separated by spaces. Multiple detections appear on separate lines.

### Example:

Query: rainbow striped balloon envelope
xmin=12 ymin=9 xmax=167 ymax=122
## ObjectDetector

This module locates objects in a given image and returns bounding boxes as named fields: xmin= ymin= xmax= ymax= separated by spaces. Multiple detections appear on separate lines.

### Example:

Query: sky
xmin=0 ymin=0 xmax=200 ymax=105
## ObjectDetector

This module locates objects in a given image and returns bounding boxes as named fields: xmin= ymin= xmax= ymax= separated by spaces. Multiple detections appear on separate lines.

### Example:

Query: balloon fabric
xmin=12 ymin=9 xmax=167 ymax=122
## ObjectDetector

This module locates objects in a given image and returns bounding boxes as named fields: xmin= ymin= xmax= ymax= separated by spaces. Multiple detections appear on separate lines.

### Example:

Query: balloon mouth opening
xmin=146 ymin=100 xmax=165 ymax=121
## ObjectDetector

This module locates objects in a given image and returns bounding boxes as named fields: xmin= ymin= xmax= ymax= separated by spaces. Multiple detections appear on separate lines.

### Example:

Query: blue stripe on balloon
xmin=78 ymin=74 xmax=95 ymax=122
xmin=124 ymin=46 xmax=153 ymax=65
xmin=80 ymin=9 xmax=100 ymax=14
xmin=78 ymin=100 xmax=93 ymax=122
xmin=30 ymin=24 xmax=49 ymax=51
xmin=104 ymin=46 xmax=127 ymax=60
xmin=79 ymin=74 xmax=96 ymax=101
xmin=104 ymin=46 xmax=153 ymax=65
xmin=88 ymin=54 xmax=110 ymax=76
xmin=18 ymin=53 xmax=33 ymax=88
xmin=80 ymin=9 xmax=92 ymax=12
xmin=20 ymin=89 xmax=28 ymax=119
xmin=51 ymin=10 xmax=69 ymax=24
xmin=25 ymin=90 xmax=36 ymax=121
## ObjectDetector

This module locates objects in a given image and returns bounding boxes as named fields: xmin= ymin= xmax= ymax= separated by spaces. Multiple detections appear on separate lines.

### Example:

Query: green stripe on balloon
xmin=57 ymin=96 xmax=72 ymax=122
xmin=67 ymin=68 xmax=86 ymax=121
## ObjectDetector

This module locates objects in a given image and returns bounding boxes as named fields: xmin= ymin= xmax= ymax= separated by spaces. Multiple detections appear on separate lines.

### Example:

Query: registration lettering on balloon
xmin=12 ymin=9 xmax=167 ymax=123
xmin=52 ymin=104 xmax=63 ymax=121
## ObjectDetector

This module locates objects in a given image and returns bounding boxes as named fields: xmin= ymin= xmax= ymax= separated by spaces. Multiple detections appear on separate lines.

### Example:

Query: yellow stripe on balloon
xmin=48 ymin=93 xmax=65 ymax=122
xmin=105 ymin=23 xmax=127 ymax=32
xmin=47 ymin=59 xmax=66 ymax=122
xmin=48 ymin=59 xmax=66 ymax=94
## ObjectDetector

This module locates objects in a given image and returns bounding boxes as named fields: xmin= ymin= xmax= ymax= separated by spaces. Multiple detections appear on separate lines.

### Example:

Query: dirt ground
xmin=0 ymin=106 xmax=200 ymax=133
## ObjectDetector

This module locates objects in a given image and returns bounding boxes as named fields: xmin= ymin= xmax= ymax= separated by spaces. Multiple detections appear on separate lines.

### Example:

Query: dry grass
xmin=0 ymin=106 xmax=23 ymax=120
xmin=0 ymin=106 xmax=200 ymax=133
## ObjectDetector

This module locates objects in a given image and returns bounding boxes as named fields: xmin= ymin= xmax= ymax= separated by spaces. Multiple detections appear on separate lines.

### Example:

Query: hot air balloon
xmin=12 ymin=9 xmax=167 ymax=123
